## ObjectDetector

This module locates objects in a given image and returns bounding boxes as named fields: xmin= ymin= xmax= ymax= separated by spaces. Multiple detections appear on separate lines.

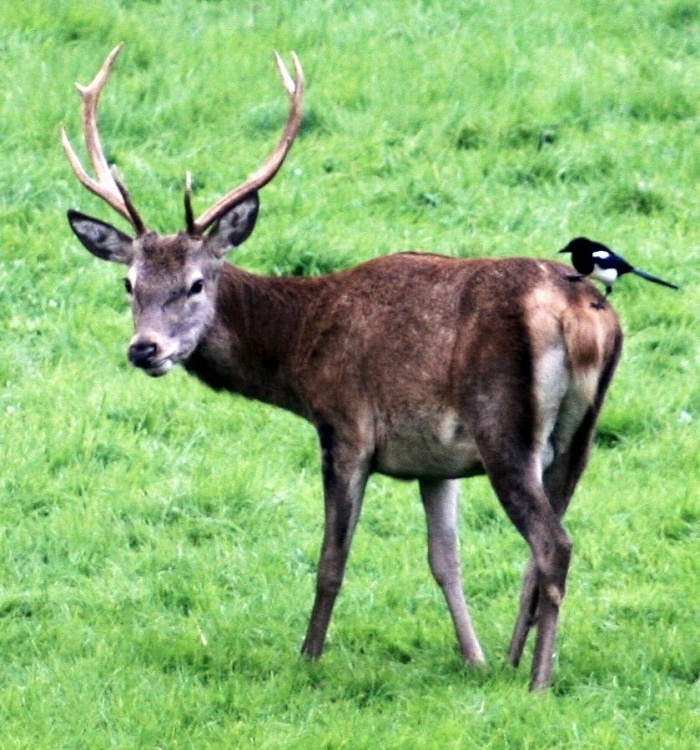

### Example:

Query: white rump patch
xmin=533 ymin=344 xmax=569 ymax=475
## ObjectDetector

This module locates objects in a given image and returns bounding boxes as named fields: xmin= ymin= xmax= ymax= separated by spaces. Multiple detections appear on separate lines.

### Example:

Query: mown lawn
xmin=0 ymin=0 xmax=698 ymax=747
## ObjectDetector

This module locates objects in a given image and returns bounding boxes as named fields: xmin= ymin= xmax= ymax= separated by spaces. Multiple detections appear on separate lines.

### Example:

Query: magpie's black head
xmin=558 ymin=237 xmax=612 ymax=255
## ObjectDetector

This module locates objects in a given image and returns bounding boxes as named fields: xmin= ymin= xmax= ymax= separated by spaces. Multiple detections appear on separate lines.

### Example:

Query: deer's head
xmin=62 ymin=44 xmax=303 ymax=376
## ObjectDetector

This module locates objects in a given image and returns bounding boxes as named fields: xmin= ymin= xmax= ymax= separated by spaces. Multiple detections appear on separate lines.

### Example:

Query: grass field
xmin=0 ymin=0 xmax=698 ymax=747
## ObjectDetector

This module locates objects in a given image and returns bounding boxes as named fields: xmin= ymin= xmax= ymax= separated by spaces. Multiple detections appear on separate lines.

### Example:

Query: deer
xmin=61 ymin=45 xmax=622 ymax=691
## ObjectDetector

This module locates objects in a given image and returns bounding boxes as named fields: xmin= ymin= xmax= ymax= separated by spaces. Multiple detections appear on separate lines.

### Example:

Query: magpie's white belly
xmin=591 ymin=265 xmax=618 ymax=286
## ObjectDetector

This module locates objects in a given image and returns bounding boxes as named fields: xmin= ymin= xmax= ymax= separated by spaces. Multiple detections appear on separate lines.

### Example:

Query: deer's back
xmin=289 ymin=253 xmax=621 ymax=479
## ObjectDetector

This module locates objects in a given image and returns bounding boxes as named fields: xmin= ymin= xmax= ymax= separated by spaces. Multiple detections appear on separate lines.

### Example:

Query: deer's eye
xmin=123 ymin=277 xmax=133 ymax=295
xmin=188 ymin=278 xmax=205 ymax=297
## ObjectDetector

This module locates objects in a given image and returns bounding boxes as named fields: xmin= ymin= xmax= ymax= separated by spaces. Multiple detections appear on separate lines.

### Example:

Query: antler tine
xmin=61 ymin=43 xmax=146 ymax=232
xmin=112 ymin=167 xmax=147 ymax=236
xmin=183 ymin=171 xmax=196 ymax=235
xmin=190 ymin=52 xmax=305 ymax=235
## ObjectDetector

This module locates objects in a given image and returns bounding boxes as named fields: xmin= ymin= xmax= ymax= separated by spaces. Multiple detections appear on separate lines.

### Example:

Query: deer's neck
xmin=183 ymin=263 xmax=316 ymax=418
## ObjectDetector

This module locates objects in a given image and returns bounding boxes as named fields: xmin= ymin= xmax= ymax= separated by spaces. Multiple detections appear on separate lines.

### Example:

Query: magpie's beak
xmin=558 ymin=248 xmax=570 ymax=254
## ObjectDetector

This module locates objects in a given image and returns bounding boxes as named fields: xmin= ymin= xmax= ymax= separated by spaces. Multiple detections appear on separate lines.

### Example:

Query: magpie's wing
xmin=593 ymin=251 xmax=632 ymax=274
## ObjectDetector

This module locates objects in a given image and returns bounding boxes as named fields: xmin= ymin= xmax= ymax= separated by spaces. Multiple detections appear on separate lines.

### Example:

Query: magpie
xmin=559 ymin=237 xmax=679 ymax=297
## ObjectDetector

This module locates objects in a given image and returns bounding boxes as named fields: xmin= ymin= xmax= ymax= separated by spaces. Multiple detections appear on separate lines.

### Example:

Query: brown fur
xmin=64 ymin=46 xmax=622 ymax=689
xmin=184 ymin=252 xmax=621 ymax=691
xmin=67 ymin=207 xmax=622 ymax=690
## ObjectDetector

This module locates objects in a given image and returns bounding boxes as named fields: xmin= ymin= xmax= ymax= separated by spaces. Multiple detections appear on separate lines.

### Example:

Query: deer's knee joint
xmin=532 ymin=530 xmax=572 ymax=605
xmin=428 ymin=553 xmax=459 ymax=588
xmin=316 ymin=569 xmax=344 ymax=598
xmin=426 ymin=530 xmax=460 ymax=584
xmin=556 ymin=534 xmax=573 ymax=572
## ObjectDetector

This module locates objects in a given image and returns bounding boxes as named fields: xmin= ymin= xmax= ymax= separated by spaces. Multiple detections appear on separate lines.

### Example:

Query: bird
xmin=559 ymin=237 xmax=679 ymax=298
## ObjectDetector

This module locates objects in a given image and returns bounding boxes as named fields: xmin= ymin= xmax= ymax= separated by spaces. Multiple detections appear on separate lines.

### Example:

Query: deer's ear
xmin=206 ymin=192 xmax=260 ymax=257
xmin=67 ymin=209 xmax=135 ymax=265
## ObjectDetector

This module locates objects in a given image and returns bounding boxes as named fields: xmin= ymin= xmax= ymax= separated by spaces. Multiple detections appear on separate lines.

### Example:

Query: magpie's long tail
xmin=632 ymin=268 xmax=679 ymax=290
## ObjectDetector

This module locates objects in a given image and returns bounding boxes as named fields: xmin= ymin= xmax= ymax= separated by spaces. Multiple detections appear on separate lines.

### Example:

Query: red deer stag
xmin=62 ymin=45 xmax=622 ymax=690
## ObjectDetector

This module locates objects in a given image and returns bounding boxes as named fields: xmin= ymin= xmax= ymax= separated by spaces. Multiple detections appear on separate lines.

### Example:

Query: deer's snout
xmin=128 ymin=341 xmax=158 ymax=368
xmin=127 ymin=335 xmax=175 ymax=377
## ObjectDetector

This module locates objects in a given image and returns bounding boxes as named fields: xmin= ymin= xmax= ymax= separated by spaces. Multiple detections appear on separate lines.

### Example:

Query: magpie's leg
xmin=590 ymin=285 xmax=612 ymax=310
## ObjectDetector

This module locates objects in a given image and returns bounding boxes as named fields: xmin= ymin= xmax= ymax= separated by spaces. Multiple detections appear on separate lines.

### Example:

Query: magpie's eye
xmin=123 ymin=278 xmax=133 ymax=295
xmin=188 ymin=279 xmax=204 ymax=297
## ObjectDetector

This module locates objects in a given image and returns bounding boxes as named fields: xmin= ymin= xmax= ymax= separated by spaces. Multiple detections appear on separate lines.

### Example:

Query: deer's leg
xmin=508 ymin=556 xmax=539 ymax=668
xmin=508 ymin=459 xmax=570 ymax=669
xmin=508 ymin=409 xmax=600 ymax=678
xmin=507 ymin=467 xmax=572 ymax=671
xmin=301 ymin=425 xmax=370 ymax=659
xmin=419 ymin=478 xmax=485 ymax=666
xmin=517 ymin=494 xmax=571 ymax=692
xmin=484 ymin=457 xmax=572 ymax=691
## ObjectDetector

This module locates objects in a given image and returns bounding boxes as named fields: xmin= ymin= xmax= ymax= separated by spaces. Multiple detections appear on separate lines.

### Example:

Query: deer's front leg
xmin=301 ymin=425 xmax=370 ymax=659
xmin=419 ymin=478 xmax=485 ymax=666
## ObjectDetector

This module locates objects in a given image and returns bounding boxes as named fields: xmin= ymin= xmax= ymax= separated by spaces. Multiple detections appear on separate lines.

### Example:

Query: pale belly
xmin=373 ymin=410 xmax=485 ymax=480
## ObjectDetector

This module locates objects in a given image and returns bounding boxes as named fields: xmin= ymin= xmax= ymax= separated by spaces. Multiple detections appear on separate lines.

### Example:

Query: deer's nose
xmin=128 ymin=341 xmax=158 ymax=368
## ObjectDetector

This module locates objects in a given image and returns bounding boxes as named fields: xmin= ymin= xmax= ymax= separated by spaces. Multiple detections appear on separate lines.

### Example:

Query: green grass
xmin=1 ymin=0 xmax=699 ymax=747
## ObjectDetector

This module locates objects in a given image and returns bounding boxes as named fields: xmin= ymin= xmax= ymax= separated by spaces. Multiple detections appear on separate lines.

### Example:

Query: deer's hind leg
xmin=508 ymin=556 xmax=539 ymax=670
xmin=506 ymin=406 xmax=600 ymax=688
xmin=477 ymin=429 xmax=572 ymax=691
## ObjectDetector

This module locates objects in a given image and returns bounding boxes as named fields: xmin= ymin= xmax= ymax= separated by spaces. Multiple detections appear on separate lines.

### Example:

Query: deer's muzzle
xmin=128 ymin=339 xmax=174 ymax=376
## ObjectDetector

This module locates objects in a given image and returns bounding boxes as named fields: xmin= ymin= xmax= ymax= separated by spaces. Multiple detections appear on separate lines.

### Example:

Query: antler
xmin=61 ymin=43 xmax=146 ymax=234
xmin=186 ymin=51 xmax=304 ymax=235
